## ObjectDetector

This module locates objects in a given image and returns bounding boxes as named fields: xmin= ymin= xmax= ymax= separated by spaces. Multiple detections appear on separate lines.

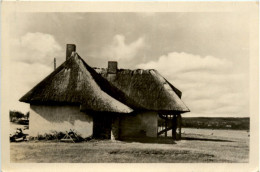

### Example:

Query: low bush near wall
xmin=27 ymin=130 xmax=92 ymax=143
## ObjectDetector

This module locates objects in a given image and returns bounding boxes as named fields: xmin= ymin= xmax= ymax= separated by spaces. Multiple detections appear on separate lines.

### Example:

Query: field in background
xmin=169 ymin=128 xmax=249 ymax=139
xmin=181 ymin=117 xmax=249 ymax=130
xmin=10 ymin=128 xmax=249 ymax=163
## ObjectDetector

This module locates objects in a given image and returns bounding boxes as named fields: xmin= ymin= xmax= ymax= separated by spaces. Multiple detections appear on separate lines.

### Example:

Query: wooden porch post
xmin=176 ymin=114 xmax=182 ymax=140
xmin=165 ymin=115 xmax=168 ymax=137
xmin=172 ymin=114 xmax=177 ymax=140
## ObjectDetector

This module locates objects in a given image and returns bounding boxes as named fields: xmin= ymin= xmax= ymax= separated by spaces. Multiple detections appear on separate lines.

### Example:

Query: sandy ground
xmin=10 ymin=128 xmax=249 ymax=163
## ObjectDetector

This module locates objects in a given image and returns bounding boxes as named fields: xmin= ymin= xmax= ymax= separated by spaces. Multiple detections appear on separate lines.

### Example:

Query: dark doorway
xmin=93 ymin=115 xmax=112 ymax=139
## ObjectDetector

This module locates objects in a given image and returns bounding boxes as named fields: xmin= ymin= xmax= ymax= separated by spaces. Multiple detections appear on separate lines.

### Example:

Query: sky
xmin=8 ymin=12 xmax=250 ymax=117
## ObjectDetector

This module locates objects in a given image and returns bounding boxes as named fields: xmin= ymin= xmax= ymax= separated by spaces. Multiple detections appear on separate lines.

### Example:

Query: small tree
xmin=9 ymin=110 xmax=24 ymax=122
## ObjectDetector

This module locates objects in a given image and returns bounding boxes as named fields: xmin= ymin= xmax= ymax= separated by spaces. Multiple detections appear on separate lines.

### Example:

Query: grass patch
xmin=10 ymin=129 xmax=249 ymax=163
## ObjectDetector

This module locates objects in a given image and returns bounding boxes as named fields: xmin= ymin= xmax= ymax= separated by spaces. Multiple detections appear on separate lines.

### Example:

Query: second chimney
xmin=108 ymin=61 xmax=118 ymax=74
xmin=66 ymin=44 xmax=76 ymax=60
xmin=107 ymin=61 xmax=118 ymax=81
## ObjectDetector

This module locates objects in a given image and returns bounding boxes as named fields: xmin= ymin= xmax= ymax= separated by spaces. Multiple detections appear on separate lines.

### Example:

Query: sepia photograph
xmin=1 ymin=1 xmax=259 ymax=172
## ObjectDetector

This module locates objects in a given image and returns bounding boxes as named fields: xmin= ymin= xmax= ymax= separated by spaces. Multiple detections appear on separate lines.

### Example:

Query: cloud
xmin=138 ymin=52 xmax=232 ymax=74
xmin=9 ymin=32 xmax=63 ymax=113
xmin=9 ymin=62 xmax=53 ymax=113
xmin=138 ymin=52 xmax=249 ymax=117
xmin=100 ymin=34 xmax=145 ymax=61
xmin=11 ymin=32 xmax=63 ymax=64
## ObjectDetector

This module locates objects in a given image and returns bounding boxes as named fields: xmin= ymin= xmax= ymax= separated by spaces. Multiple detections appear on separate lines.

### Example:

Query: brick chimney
xmin=66 ymin=44 xmax=76 ymax=60
xmin=107 ymin=61 xmax=117 ymax=81
xmin=108 ymin=61 xmax=118 ymax=74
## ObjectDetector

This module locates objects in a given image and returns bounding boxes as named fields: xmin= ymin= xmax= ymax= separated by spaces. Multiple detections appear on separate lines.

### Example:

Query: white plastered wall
xmin=29 ymin=104 xmax=93 ymax=138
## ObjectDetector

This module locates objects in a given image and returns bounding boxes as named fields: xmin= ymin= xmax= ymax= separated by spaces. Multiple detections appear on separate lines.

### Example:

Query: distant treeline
xmin=10 ymin=110 xmax=29 ymax=124
xmin=181 ymin=117 xmax=249 ymax=130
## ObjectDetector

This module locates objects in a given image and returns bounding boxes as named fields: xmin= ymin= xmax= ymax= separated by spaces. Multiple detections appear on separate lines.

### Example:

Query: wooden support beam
xmin=176 ymin=114 xmax=182 ymax=140
xmin=172 ymin=114 xmax=177 ymax=140
xmin=158 ymin=114 xmax=167 ymax=120
xmin=157 ymin=126 xmax=172 ymax=136
xmin=157 ymin=113 xmax=182 ymax=140
xmin=165 ymin=115 xmax=168 ymax=137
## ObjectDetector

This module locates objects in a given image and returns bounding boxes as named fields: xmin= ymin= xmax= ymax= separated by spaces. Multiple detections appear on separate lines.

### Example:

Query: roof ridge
xmin=19 ymin=53 xmax=133 ymax=113
xmin=94 ymin=67 xmax=189 ymax=112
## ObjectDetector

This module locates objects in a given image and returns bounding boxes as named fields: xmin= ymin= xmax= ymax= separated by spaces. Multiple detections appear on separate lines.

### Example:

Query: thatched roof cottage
xmin=20 ymin=44 xmax=189 ymax=140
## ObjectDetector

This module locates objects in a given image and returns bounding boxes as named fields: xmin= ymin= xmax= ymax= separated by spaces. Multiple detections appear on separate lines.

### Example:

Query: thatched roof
xmin=94 ymin=68 xmax=190 ymax=113
xmin=19 ymin=53 xmax=132 ymax=113
xmin=20 ymin=51 xmax=189 ymax=113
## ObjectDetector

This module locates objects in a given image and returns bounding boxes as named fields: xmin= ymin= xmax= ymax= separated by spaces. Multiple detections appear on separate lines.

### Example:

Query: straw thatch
xmin=94 ymin=68 xmax=190 ymax=113
xmin=19 ymin=54 xmax=132 ymax=113
xmin=20 ymin=51 xmax=189 ymax=113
